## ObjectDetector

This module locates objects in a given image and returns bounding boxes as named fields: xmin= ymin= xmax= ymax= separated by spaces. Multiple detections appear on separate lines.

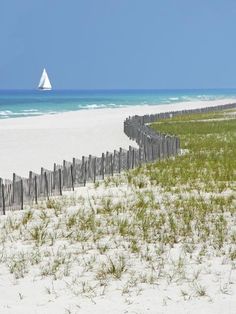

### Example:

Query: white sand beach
xmin=0 ymin=98 xmax=235 ymax=180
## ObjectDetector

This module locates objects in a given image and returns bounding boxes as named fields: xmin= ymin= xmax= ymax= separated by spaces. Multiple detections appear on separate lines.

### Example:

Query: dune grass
xmin=146 ymin=113 xmax=236 ymax=192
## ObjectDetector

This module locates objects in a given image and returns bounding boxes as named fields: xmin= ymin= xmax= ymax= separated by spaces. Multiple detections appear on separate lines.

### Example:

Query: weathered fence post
xmin=2 ymin=184 xmax=5 ymax=215
xmin=110 ymin=154 xmax=114 ymax=176
xmin=88 ymin=154 xmax=92 ymax=181
xmin=34 ymin=175 xmax=38 ymax=205
xmin=53 ymin=163 xmax=56 ymax=191
xmin=151 ymin=144 xmax=154 ymax=161
xmin=138 ymin=147 xmax=142 ymax=166
xmin=93 ymin=157 xmax=97 ymax=183
xmin=20 ymin=179 xmax=23 ymax=210
xmin=12 ymin=173 xmax=16 ymax=204
xmin=132 ymin=148 xmax=135 ymax=168
xmin=72 ymin=158 xmax=76 ymax=183
xmin=81 ymin=156 xmax=85 ymax=183
xmin=106 ymin=152 xmax=109 ymax=175
xmin=70 ymin=164 xmax=74 ymax=191
xmin=63 ymin=160 xmax=66 ymax=187
xmin=59 ymin=168 xmax=62 ymax=196
xmin=40 ymin=167 xmax=44 ymax=194
xmin=44 ymin=172 xmax=49 ymax=200
xmin=127 ymin=150 xmax=130 ymax=170
xmin=143 ymin=142 xmax=147 ymax=162
xmin=84 ymin=161 xmax=87 ymax=186
xmin=101 ymin=153 xmax=105 ymax=180
xmin=29 ymin=171 xmax=33 ymax=199
xmin=119 ymin=148 xmax=122 ymax=173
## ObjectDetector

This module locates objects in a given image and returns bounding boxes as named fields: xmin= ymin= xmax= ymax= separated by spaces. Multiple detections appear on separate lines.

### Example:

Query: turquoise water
xmin=0 ymin=89 xmax=236 ymax=119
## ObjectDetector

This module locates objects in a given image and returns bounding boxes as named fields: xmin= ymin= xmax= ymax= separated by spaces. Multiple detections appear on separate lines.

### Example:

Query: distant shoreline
xmin=0 ymin=89 xmax=236 ymax=120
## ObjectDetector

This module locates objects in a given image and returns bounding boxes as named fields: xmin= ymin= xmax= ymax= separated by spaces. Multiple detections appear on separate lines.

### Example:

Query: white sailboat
xmin=38 ymin=68 xmax=52 ymax=90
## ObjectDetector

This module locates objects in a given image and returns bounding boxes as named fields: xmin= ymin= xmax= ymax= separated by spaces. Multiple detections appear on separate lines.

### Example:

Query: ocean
xmin=0 ymin=89 xmax=236 ymax=119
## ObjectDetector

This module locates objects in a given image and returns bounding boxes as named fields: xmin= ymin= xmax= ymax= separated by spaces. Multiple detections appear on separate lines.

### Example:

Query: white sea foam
xmin=0 ymin=111 xmax=43 ymax=117
xmin=83 ymin=104 xmax=103 ymax=109
xmin=14 ymin=112 xmax=42 ymax=116
xmin=22 ymin=109 xmax=38 ymax=112
xmin=181 ymin=96 xmax=195 ymax=101
xmin=161 ymin=100 xmax=171 ymax=104
xmin=82 ymin=103 xmax=123 ymax=109
xmin=0 ymin=110 xmax=13 ymax=115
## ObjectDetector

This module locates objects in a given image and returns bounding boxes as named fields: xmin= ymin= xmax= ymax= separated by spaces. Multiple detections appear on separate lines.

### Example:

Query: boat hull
xmin=38 ymin=88 xmax=52 ymax=91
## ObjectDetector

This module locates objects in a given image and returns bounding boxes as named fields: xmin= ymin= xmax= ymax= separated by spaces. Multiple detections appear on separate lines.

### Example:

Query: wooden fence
xmin=0 ymin=102 xmax=235 ymax=214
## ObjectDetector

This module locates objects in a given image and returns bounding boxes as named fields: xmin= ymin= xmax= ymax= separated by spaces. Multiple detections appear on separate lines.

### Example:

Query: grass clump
xmin=7 ymin=252 xmax=29 ymax=279
xmin=97 ymin=256 xmax=126 ymax=280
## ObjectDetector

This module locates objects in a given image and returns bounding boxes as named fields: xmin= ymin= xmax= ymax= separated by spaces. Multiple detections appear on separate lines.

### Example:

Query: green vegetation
xmin=126 ymin=109 xmax=236 ymax=255
xmin=145 ymin=113 xmax=236 ymax=192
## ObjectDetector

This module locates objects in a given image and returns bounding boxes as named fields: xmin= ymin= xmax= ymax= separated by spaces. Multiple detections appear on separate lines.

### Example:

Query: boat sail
xmin=38 ymin=68 xmax=52 ymax=90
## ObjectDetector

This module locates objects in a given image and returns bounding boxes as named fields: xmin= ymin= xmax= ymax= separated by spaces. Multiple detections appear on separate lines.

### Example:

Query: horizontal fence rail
xmin=0 ymin=102 xmax=236 ymax=214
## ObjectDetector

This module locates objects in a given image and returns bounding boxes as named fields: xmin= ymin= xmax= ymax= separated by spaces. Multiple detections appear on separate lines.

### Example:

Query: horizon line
xmin=1 ymin=87 xmax=236 ymax=92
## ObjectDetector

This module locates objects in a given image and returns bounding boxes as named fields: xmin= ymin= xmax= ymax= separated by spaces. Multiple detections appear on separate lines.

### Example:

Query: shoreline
xmin=0 ymin=98 xmax=235 ymax=179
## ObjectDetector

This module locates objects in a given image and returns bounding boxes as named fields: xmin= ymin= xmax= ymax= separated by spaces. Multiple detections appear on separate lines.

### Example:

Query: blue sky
xmin=0 ymin=0 xmax=236 ymax=89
